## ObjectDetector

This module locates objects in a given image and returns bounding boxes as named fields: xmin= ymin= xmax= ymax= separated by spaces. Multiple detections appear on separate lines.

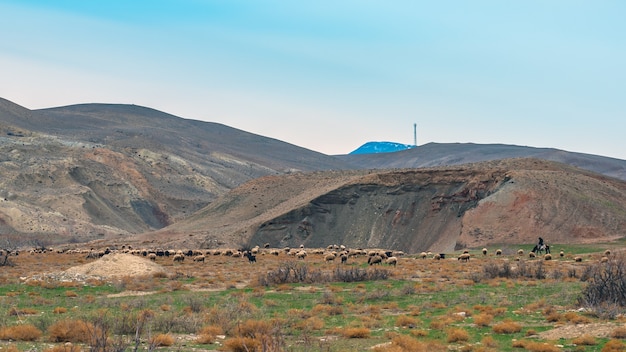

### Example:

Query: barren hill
xmin=1 ymin=97 xmax=624 ymax=253
xmin=140 ymin=158 xmax=626 ymax=253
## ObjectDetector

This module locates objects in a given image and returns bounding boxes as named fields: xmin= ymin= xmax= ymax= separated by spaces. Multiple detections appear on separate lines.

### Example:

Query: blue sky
xmin=1 ymin=1 xmax=625 ymax=159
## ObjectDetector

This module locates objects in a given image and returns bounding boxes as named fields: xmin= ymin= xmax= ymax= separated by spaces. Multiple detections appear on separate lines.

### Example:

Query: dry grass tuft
xmin=510 ymin=340 xmax=560 ymax=352
xmin=342 ymin=327 xmax=371 ymax=338
xmin=0 ymin=324 xmax=43 ymax=341
xmin=395 ymin=315 xmax=419 ymax=328
xmin=47 ymin=319 xmax=95 ymax=343
xmin=43 ymin=344 xmax=83 ymax=352
xmin=602 ymin=339 xmax=626 ymax=352
xmin=149 ymin=333 xmax=175 ymax=347
xmin=610 ymin=326 xmax=626 ymax=339
xmin=446 ymin=327 xmax=470 ymax=343
xmin=223 ymin=336 xmax=261 ymax=352
xmin=572 ymin=334 xmax=597 ymax=346
xmin=473 ymin=313 xmax=494 ymax=327
xmin=53 ymin=307 xmax=68 ymax=314
xmin=492 ymin=319 xmax=521 ymax=334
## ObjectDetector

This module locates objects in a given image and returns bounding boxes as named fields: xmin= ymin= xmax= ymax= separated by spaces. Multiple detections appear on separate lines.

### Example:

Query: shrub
xmin=223 ymin=336 xmax=261 ymax=352
xmin=572 ymin=334 xmax=597 ymax=346
xmin=196 ymin=325 xmax=223 ymax=344
xmin=602 ymin=339 xmax=626 ymax=352
xmin=0 ymin=324 xmax=43 ymax=341
xmin=446 ymin=328 xmax=470 ymax=343
xmin=473 ymin=313 xmax=494 ymax=327
xmin=53 ymin=307 xmax=68 ymax=314
xmin=492 ymin=320 xmax=521 ymax=334
xmin=43 ymin=345 xmax=83 ymax=352
xmin=149 ymin=333 xmax=175 ymax=347
xmin=611 ymin=326 xmax=626 ymax=339
xmin=47 ymin=319 xmax=94 ymax=343
xmin=342 ymin=327 xmax=371 ymax=338
xmin=395 ymin=315 xmax=418 ymax=328
xmin=481 ymin=335 xmax=498 ymax=348
xmin=579 ymin=253 xmax=626 ymax=313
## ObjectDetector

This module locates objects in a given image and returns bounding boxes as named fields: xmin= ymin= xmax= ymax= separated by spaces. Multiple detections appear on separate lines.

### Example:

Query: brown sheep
xmin=385 ymin=256 xmax=398 ymax=266
xmin=368 ymin=255 xmax=383 ymax=265
xmin=601 ymin=256 xmax=609 ymax=263
xmin=324 ymin=253 xmax=336 ymax=262
xmin=604 ymin=250 xmax=611 ymax=256
xmin=173 ymin=254 xmax=184 ymax=262
xmin=193 ymin=255 xmax=205 ymax=262
xmin=458 ymin=253 xmax=470 ymax=262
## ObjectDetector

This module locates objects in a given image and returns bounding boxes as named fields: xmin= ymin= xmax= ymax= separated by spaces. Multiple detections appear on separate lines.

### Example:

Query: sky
xmin=1 ymin=1 xmax=625 ymax=159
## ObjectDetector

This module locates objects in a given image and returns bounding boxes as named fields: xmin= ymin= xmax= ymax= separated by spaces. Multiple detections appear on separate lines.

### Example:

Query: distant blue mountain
xmin=349 ymin=141 xmax=416 ymax=155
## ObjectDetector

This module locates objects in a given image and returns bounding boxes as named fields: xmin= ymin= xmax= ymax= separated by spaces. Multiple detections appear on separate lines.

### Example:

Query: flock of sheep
xmin=17 ymin=243 xmax=616 ymax=267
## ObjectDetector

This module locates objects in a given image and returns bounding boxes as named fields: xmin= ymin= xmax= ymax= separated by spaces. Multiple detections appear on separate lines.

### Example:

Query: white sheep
xmin=193 ymin=255 xmax=205 ymax=262
xmin=574 ymin=256 xmax=583 ymax=262
xmin=147 ymin=253 xmax=157 ymax=261
xmin=458 ymin=253 xmax=471 ymax=262
xmin=419 ymin=252 xmax=428 ymax=259
xmin=296 ymin=250 xmax=307 ymax=260
xmin=324 ymin=253 xmax=336 ymax=262
xmin=482 ymin=248 xmax=488 ymax=256
xmin=385 ymin=256 xmax=398 ymax=266
xmin=518 ymin=249 xmax=524 ymax=256
xmin=544 ymin=253 xmax=552 ymax=261
xmin=495 ymin=249 xmax=502 ymax=256
xmin=529 ymin=252 xmax=536 ymax=258
xmin=173 ymin=254 xmax=185 ymax=262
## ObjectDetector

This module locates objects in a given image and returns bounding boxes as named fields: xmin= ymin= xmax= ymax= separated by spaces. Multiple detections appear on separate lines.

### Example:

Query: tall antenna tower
xmin=413 ymin=123 xmax=417 ymax=146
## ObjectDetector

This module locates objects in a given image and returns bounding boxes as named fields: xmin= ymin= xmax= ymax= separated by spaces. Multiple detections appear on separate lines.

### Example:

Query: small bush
xmin=521 ymin=341 xmax=560 ymax=352
xmin=53 ymin=307 xmax=68 ymax=314
xmin=223 ymin=336 xmax=261 ymax=352
xmin=149 ymin=333 xmax=175 ymax=347
xmin=473 ymin=313 xmax=493 ymax=327
xmin=492 ymin=320 xmax=521 ymax=334
xmin=395 ymin=315 xmax=418 ymax=328
xmin=446 ymin=328 xmax=470 ymax=343
xmin=0 ymin=324 xmax=43 ymax=341
xmin=481 ymin=335 xmax=498 ymax=348
xmin=47 ymin=319 xmax=94 ymax=343
xmin=602 ymin=339 xmax=626 ymax=352
xmin=43 ymin=344 xmax=83 ymax=352
xmin=342 ymin=327 xmax=371 ymax=338
xmin=572 ymin=334 xmax=597 ymax=346
xmin=611 ymin=326 xmax=626 ymax=339
xmin=579 ymin=253 xmax=626 ymax=313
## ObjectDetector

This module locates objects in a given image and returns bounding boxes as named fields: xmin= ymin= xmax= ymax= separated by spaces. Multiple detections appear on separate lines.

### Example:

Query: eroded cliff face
xmin=249 ymin=169 xmax=510 ymax=252
xmin=239 ymin=162 xmax=626 ymax=254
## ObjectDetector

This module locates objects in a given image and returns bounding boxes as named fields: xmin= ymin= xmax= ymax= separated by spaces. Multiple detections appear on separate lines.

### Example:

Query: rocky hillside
xmin=141 ymin=159 xmax=626 ymax=253
xmin=1 ymin=97 xmax=624 ymax=252
xmin=0 ymin=98 xmax=353 ymax=245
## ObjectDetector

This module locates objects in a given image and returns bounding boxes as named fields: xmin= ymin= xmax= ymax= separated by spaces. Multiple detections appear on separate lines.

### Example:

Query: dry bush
xmin=429 ymin=316 xmax=454 ymax=330
xmin=0 ymin=324 xmax=43 ymax=341
xmin=294 ymin=317 xmax=324 ymax=331
xmin=572 ymin=334 xmax=597 ymax=346
xmin=409 ymin=329 xmax=429 ymax=337
xmin=492 ymin=320 xmax=521 ymax=334
xmin=563 ymin=311 xmax=592 ymax=324
xmin=446 ymin=328 xmax=470 ymax=343
xmin=8 ymin=307 xmax=38 ymax=316
xmin=196 ymin=325 xmax=223 ymax=344
xmin=473 ymin=312 xmax=494 ymax=327
xmin=223 ymin=336 xmax=261 ymax=352
xmin=395 ymin=315 xmax=419 ymax=328
xmin=236 ymin=319 xmax=273 ymax=338
xmin=481 ymin=335 xmax=498 ymax=348
xmin=2 ymin=345 xmax=19 ymax=352
xmin=64 ymin=291 xmax=78 ymax=298
xmin=610 ymin=326 xmax=626 ymax=339
xmin=47 ymin=319 xmax=95 ymax=343
xmin=602 ymin=339 xmax=626 ymax=352
xmin=373 ymin=334 xmax=446 ymax=352
xmin=542 ymin=306 xmax=562 ymax=322
xmin=53 ymin=307 xmax=68 ymax=314
xmin=342 ymin=327 xmax=371 ymax=338
xmin=149 ymin=333 xmax=175 ymax=347
xmin=512 ymin=340 xmax=560 ymax=352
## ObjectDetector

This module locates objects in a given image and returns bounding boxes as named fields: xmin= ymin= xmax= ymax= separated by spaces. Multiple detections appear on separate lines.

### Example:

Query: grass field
xmin=0 ymin=243 xmax=625 ymax=351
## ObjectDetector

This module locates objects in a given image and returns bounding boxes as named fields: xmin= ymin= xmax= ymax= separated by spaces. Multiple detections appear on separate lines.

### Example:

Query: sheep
xmin=559 ymin=250 xmax=564 ymax=258
xmin=433 ymin=253 xmax=441 ymax=260
xmin=600 ymin=256 xmax=609 ymax=263
xmin=340 ymin=254 xmax=348 ymax=264
xmin=529 ymin=252 xmax=536 ymax=258
xmin=173 ymin=254 xmax=185 ymax=262
xmin=270 ymin=249 xmax=280 ymax=256
xmin=193 ymin=255 xmax=205 ymax=262
xmin=419 ymin=252 xmax=428 ymax=259
xmin=296 ymin=250 xmax=307 ymax=260
xmin=458 ymin=253 xmax=471 ymax=262
xmin=244 ymin=251 xmax=256 ymax=263
xmin=324 ymin=253 xmax=336 ymax=262
xmin=147 ymin=253 xmax=157 ymax=261
xmin=604 ymin=250 xmax=611 ymax=256
xmin=495 ymin=249 xmax=502 ymax=256
xmin=385 ymin=256 xmax=398 ymax=266
xmin=574 ymin=256 xmax=583 ymax=262
xmin=368 ymin=255 xmax=383 ymax=265
xmin=518 ymin=249 xmax=524 ymax=256
xmin=264 ymin=243 xmax=270 ymax=248
xmin=544 ymin=253 xmax=552 ymax=261
xmin=482 ymin=248 xmax=488 ymax=256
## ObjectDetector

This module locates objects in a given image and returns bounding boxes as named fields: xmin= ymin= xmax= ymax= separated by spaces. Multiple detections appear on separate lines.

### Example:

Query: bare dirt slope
xmin=138 ymin=158 xmax=626 ymax=253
